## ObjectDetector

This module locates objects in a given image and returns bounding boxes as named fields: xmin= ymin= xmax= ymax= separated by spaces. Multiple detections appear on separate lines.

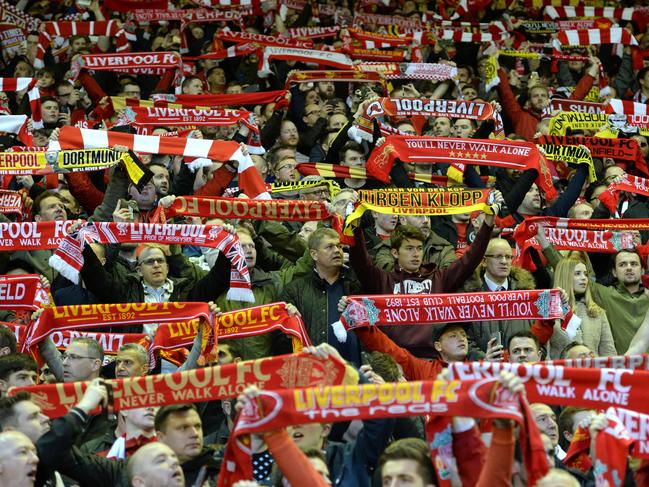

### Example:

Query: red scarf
xmin=219 ymin=379 xmax=548 ymax=487
xmin=147 ymin=90 xmax=288 ymax=108
xmin=154 ymin=195 xmax=330 ymax=223
xmin=50 ymin=221 xmax=253 ymax=303
xmin=0 ymin=78 xmax=42 ymax=128
xmin=447 ymin=361 xmax=649 ymax=413
xmin=549 ymin=98 xmax=605 ymax=114
xmin=599 ymin=174 xmax=649 ymax=213
xmin=285 ymin=26 xmax=340 ymax=39
xmin=12 ymin=353 xmax=352 ymax=418
xmin=50 ymin=126 xmax=269 ymax=200
xmin=71 ymin=52 xmax=183 ymax=91
xmin=24 ymin=302 xmax=215 ymax=362
xmin=356 ymin=62 xmax=457 ymax=81
xmin=333 ymin=290 xmax=565 ymax=342
xmin=0 ymin=274 xmax=50 ymax=311
xmin=564 ymin=409 xmax=634 ymax=483
xmin=0 ymin=189 xmax=24 ymax=220
xmin=537 ymin=135 xmax=648 ymax=175
xmin=217 ymin=29 xmax=314 ymax=48
xmin=284 ymin=70 xmax=383 ymax=89
xmin=366 ymin=136 xmax=556 ymax=200
xmin=548 ymin=354 xmax=649 ymax=371
xmin=544 ymin=6 xmax=641 ymax=21
xmin=513 ymin=216 xmax=649 ymax=271
xmin=154 ymin=302 xmax=311 ymax=354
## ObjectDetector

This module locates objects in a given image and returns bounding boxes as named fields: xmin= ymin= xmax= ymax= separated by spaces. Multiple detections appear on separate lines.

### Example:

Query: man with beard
xmin=149 ymin=163 xmax=170 ymax=198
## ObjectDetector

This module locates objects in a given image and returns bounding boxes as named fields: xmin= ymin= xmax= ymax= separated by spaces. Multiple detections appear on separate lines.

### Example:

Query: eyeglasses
xmin=484 ymin=254 xmax=513 ymax=261
xmin=61 ymin=353 xmax=96 ymax=361
xmin=640 ymin=142 xmax=648 ymax=147
xmin=140 ymin=257 xmax=167 ymax=266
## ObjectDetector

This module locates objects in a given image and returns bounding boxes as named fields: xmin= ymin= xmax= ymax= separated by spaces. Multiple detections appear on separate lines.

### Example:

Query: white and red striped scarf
xmin=606 ymin=99 xmax=649 ymax=116
xmin=347 ymin=28 xmax=414 ymax=48
xmin=0 ymin=115 xmax=33 ymax=146
xmin=216 ymin=29 xmax=313 ymax=49
xmin=356 ymin=62 xmax=457 ymax=81
xmin=116 ymin=106 xmax=264 ymax=154
xmin=544 ymin=6 xmax=642 ymax=21
xmin=0 ymin=78 xmax=42 ymax=129
xmin=49 ymin=126 xmax=269 ymax=200
xmin=553 ymin=28 xmax=638 ymax=51
xmin=286 ymin=26 xmax=340 ymax=39
xmin=50 ymin=221 xmax=254 ymax=302
xmin=0 ymin=0 xmax=39 ymax=31
xmin=437 ymin=28 xmax=509 ymax=43
xmin=258 ymin=46 xmax=354 ymax=77
xmin=193 ymin=42 xmax=259 ymax=61
xmin=35 ymin=20 xmax=130 ymax=69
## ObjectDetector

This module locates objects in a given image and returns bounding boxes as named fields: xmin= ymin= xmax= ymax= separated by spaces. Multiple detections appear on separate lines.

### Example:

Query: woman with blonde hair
xmin=549 ymin=258 xmax=617 ymax=358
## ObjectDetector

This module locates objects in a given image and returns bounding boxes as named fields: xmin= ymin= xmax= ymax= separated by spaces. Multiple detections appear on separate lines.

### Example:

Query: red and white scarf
xmin=145 ymin=90 xmax=288 ymax=108
xmin=0 ymin=274 xmax=50 ymax=311
xmin=356 ymin=62 xmax=457 ymax=81
xmin=116 ymin=106 xmax=263 ymax=154
xmin=0 ymin=189 xmax=24 ymax=220
xmin=286 ymin=26 xmax=340 ymax=39
xmin=0 ymin=0 xmax=38 ymax=31
xmin=0 ymin=114 xmax=33 ymax=146
xmin=606 ymin=98 xmax=649 ymax=117
xmin=105 ymin=0 xmax=167 ymax=12
xmin=0 ymin=78 xmax=42 ymax=129
xmin=35 ymin=20 xmax=130 ymax=70
xmin=49 ymin=126 xmax=269 ymax=200
xmin=49 ymin=221 xmax=253 ymax=302
xmin=258 ymin=46 xmax=354 ymax=77
xmin=599 ymin=174 xmax=649 ymax=213
xmin=553 ymin=28 xmax=638 ymax=51
xmin=217 ymin=29 xmax=313 ymax=49
xmin=544 ymin=6 xmax=640 ymax=21
xmin=333 ymin=290 xmax=565 ymax=342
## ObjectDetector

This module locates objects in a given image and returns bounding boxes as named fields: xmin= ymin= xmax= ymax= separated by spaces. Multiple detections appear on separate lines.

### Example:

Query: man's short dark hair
xmin=390 ymin=225 xmax=425 ymax=250
xmin=155 ymin=404 xmax=199 ymax=432
xmin=0 ymin=326 xmax=17 ymax=354
xmin=0 ymin=391 xmax=31 ymax=429
xmin=32 ymin=191 xmax=64 ymax=217
xmin=558 ymin=407 xmax=592 ymax=451
xmin=507 ymin=330 xmax=540 ymax=352
xmin=367 ymin=352 xmax=401 ymax=382
xmin=338 ymin=141 xmax=363 ymax=162
xmin=379 ymin=438 xmax=435 ymax=484
xmin=0 ymin=354 xmax=37 ymax=381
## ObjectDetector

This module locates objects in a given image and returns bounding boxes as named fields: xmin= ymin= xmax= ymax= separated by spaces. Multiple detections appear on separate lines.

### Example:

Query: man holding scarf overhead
xmin=348 ymin=189 xmax=504 ymax=358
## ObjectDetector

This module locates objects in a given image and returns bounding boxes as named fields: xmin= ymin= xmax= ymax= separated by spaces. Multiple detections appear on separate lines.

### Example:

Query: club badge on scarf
xmin=0 ymin=274 xmax=50 ymax=311
xmin=10 ymin=352 xmax=353 ymax=418
xmin=49 ymin=221 xmax=254 ymax=302
xmin=343 ymin=187 xmax=495 ymax=237
xmin=333 ymin=290 xmax=565 ymax=342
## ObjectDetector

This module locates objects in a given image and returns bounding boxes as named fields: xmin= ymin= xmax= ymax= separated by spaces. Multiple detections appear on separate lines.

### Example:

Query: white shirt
xmin=484 ymin=274 xmax=509 ymax=292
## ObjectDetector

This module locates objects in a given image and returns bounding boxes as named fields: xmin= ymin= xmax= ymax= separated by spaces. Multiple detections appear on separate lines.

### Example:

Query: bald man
xmin=127 ymin=443 xmax=184 ymax=487
xmin=0 ymin=431 xmax=39 ymax=487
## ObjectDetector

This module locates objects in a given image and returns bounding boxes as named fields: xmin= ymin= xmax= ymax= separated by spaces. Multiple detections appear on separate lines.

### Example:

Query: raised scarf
xmin=521 ymin=19 xmax=612 ymax=33
xmin=285 ymin=26 xmax=340 ymax=39
xmin=258 ymin=46 xmax=354 ymax=77
xmin=219 ymin=379 xmax=548 ymax=487
xmin=343 ymin=187 xmax=495 ymax=236
xmin=154 ymin=196 xmax=332 ymax=223
xmin=115 ymin=106 xmax=263 ymax=154
xmin=296 ymin=162 xmax=493 ymax=186
xmin=513 ymin=216 xmax=643 ymax=271
xmin=105 ymin=0 xmax=167 ymax=12
xmin=0 ymin=78 xmax=41 ymax=128
xmin=549 ymin=98 xmax=605 ymax=114
xmin=599 ymin=174 xmax=649 ymax=213
xmin=537 ymin=143 xmax=596 ymax=182
xmin=553 ymin=28 xmax=638 ymax=50
xmin=24 ymin=302 xmax=215 ymax=363
xmin=332 ymin=290 xmax=565 ymax=342
xmin=154 ymin=302 xmax=312 ymax=354
xmin=284 ymin=70 xmax=384 ymax=89
xmin=0 ymin=221 xmax=72 ymax=250
xmin=0 ymin=189 xmax=24 ymax=220
xmin=217 ymin=29 xmax=313 ymax=49
xmin=49 ymin=126 xmax=269 ymax=200
xmin=71 ymin=52 xmax=183 ymax=92
xmin=537 ymin=135 xmax=648 ymax=175
xmin=347 ymin=27 xmax=414 ymax=47
xmin=356 ymin=62 xmax=457 ymax=81
xmin=0 ymin=0 xmax=38 ymax=30
xmin=544 ymin=6 xmax=642 ymax=21
xmin=343 ymin=47 xmax=406 ymax=62
xmin=222 ymin=179 xmax=341 ymax=199
xmin=11 ymin=352 xmax=353 ymax=418
xmin=447 ymin=361 xmax=649 ymax=413
xmin=548 ymin=354 xmax=649 ymax=371
xmin=133 ymin=90 xmax=288 ymax=109
xmin=35 ymin=20 xmax=130 ymax=70
xmin=0 ymin=274 xmax=50 ymax=311
xmin=365 ymin=135 xmax=556 ymax=200
xmin=564 ymin=408 xmax=634 ymax=483
xmin=49 ymin=221 xmax=253 ymax=302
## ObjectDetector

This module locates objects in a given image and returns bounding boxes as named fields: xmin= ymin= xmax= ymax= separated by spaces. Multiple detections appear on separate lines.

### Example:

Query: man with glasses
xmin=466 ymin=238 xmax=550 ymax=360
